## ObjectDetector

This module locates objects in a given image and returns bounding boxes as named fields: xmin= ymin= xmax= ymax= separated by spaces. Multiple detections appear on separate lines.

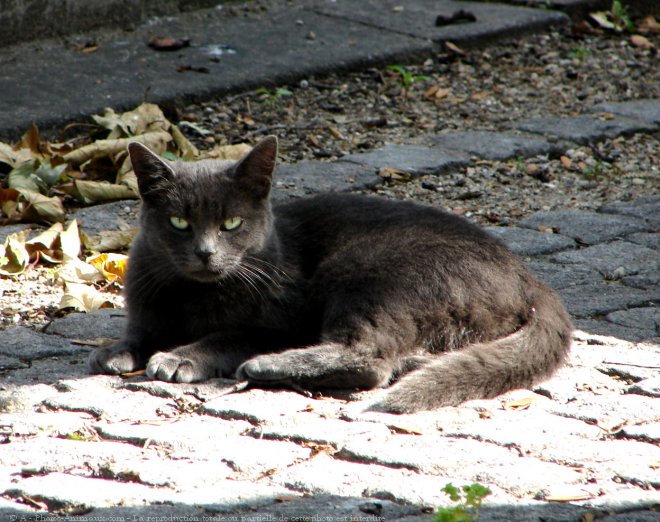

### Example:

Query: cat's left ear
xmin=128 ymin=142 xmax=175 ymax=202
xmin=233 ymin=136 xmax=278 ymax=198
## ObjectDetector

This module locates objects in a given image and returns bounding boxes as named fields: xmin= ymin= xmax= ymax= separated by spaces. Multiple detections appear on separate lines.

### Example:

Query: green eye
xmin=223 ymin=216 xmax=243 ymax=231
xmin=169 ymin=216 xmax=190 ymax=230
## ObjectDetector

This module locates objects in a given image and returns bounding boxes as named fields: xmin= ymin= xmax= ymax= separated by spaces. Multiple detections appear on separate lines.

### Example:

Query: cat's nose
xmin=194 ymin=244 xmax=216 ymax=263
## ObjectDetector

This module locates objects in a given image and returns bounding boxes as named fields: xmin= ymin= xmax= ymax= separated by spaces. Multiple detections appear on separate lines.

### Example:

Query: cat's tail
xmin=374 ymin=284 xmax=573 ymax=413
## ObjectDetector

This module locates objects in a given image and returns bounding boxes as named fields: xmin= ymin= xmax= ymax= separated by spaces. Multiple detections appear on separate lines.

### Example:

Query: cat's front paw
xmin=146 ymin=351 xmax=212 ymax=383
xmin=88 ymin=343 xmax=140 ymax=375
xmin=236 ymin=355 xmax=290 ymax=383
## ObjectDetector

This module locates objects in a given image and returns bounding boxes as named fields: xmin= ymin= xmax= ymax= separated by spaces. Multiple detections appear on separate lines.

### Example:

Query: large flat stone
xmin=606 ymin=307 xmax=660 ymax=334
xmin=551 ymin=240 xmax=658 ymax=279
xmin=431 ymin=130 xmax=560 ymax=161
xmin=270 ymin=453 xmax=501 ymax=507
xmin=574 ymin=319 xmax=656 ymax=343
xmin=600 ymin=196 xmax=660 ymax=227
xmin=515 ymin=114 xmax=656 ymax=145
xmin=0 ymin=5 xmax=431 ymax=139
xmin=4 ymin=472 xmax=170 ymax=509
xmin=519 ymin=210 xmax=650 ymax=245
xmin=0 ymin=327 xmax=82 ymax=360
xmin=272 ymin=160 xmax=380 ymax=201
xmin=589 ymin=99 xmax=660 ymax=126
xmin=308 ymin=0 xmax=569 ymax=45
xmin=526 ymin=261 xmax=603 ymax=290
xmin=341 ymin=143 xmax=468 ymax=175
xmin=69 ymin=200 xmax=140 ymax=237
xmin=46 ymin=308 xmax=126 ymax=340
xmin=486 ymin=226 xmax=575 ymax=257
xmin=557 ymin=282 xmax=655 ymax=318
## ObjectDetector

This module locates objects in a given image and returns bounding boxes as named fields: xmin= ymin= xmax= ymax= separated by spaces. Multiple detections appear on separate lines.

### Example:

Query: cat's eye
xmin=169 ymin=216 xmax=190 ymax=231
xmin=223 ymin=216 xmax=243 ymax=231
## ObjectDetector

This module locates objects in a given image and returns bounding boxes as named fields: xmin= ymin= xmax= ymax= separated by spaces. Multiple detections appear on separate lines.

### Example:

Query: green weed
xmin=386 ymin=65 xmax=430 ymax=97
xmin=434 ymin=483 xmax=492 ymax=522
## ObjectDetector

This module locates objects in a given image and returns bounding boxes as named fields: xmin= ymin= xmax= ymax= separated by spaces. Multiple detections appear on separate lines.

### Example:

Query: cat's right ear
xmin=232 ymin=135 xmax=278 ymax=198
xmin=128 ymin=142 xmax=175 ymax=202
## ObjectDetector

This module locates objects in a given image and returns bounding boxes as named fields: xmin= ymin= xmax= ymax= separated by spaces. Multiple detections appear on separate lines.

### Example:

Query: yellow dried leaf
xmin=83 ymin=228 xmax=137 ymax=253
xmin=59 ymin=282 xmax=115 ymax=312
xmin=171 ymin=124 xmax=200 ymax=160
xmin=63 ymin=130 xmax=171 ymax=165
xmin=379 ymin=166 xmax=412 ymax=182
xmin=25 ymin=222 xmax=64 ymax=263
xmin=17 ymin=188 xmax=65 ymax=223
xmin=546 ymin=491 xmax=594 ymax=502
xmin=388 ymin=423 xmax=424 ymax=435
xmin=57 ymin=258 xmax=104 ymax=284
xmin=501 ymin=396 xmax=540 ymax=411
xmin=60 ymin=220 xmax=81 ymax=261
xmin=87 ymin=253 xmax=129 ymax=285
xmin=630 ymin=34 xmax=655 ymax=50
xmin=74 ymin=180 xmax=138 ymax=204
xmin=202 ymin=143 xmax=252 ymax=161
xmin=0 ymin=233 xmax=30 ymax=277
xmin=560 ymin=156 xmax=572 ymax=169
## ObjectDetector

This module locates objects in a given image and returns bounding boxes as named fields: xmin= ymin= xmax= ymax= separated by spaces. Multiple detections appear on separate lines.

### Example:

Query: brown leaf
xmin=630 ymin=34 xmax=655 ymax=50
xmin=445 ymin=41 xmax=466 ymax=56
xmin=379 ymin=166 xmax=412 ymax=182
xmin=501 ymin=396 xmax=540 ymax=411
xmin=87 ymin=253 xmax=129 ymax=285
xmin=301 ymin=441 xmax=337 ymax=457
xmin=388 ymin=423 xmax=424 ymax=435
xmin=637 ymin=16 xmax=660 ymax=34
xmin=0 ymin=233 xmax=30 ymax=277
xmin=148 ymin=36 xmax=191 ymax=51
xmin=560 ymin=155 xmax=572 ymax=169
xmin=59 ymin=282 xmax=115 ymax=312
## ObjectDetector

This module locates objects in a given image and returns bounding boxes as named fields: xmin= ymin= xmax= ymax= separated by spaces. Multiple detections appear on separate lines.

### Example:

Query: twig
xmin=601 ymin=361 xmax=660 ymax=369
xmin=244 ymin=124 xmax=287 ymax=138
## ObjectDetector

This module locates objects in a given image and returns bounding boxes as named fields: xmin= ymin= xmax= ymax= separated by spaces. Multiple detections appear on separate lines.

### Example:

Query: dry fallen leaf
xmin=59 ymin=282 xmax=115 ymax=312
xmin=379 ymin=166 xmax=412 ymax=182
xmin=203 ymin=143 xmax=252 ymax=161
xmin=0 ymin=232 xmax=30 ymax=277
xmin=87 ymin=252 xmax=129 ymax=285
xmin=629 ymin=34 xmax=655 ymax=50
xmin=501 ymin=396 xmax=541 ymax=411
xmin=560 ymin=155 xmax=573 ymax=169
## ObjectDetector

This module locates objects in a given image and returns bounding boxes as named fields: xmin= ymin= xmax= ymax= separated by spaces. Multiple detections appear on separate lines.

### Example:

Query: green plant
xmin=255 ymin=87 xmax=293 ymax=107
xmin=590 ymin=0 xmax=634 ymax=33
xmin=434 ymin=483 xmax=492 ymax=522
xmin=386 ymin=65 xmax=430 ymax=96
xmin=568 ymin=47 xmax=591 ymax=60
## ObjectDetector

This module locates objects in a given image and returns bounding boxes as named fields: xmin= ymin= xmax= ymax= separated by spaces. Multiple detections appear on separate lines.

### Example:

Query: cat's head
xmin=128 ymin=136 xmax=278 ymax=283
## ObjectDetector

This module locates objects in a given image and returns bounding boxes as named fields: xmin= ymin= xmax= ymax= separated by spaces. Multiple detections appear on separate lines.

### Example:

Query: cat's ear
xmin=128 ymin=142 xmax=175 ymax=201
xmin=233 ymin=136 xmax=277 ymax=198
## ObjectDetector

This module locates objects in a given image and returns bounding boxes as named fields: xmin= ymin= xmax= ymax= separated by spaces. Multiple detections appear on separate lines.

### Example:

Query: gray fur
xmin=89 ymin=137 xmax=572 ymax=413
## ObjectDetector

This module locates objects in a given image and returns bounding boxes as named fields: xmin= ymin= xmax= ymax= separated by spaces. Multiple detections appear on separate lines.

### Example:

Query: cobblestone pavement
xmin=1 ymin=0 xmax=659 ymax=520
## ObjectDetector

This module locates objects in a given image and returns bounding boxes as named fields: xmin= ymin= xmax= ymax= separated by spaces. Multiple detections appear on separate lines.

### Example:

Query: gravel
xmin=1 ymin=23 xmax=658 ymax=331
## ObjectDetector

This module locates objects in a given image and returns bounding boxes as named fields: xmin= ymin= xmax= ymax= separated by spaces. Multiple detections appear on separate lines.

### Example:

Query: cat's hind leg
xmin=236 ymin=342 xmax=398 ymax=390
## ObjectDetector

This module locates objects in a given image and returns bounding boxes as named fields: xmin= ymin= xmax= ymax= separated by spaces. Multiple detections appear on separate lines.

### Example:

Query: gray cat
xmin=89 ymin=136 xmax=572 ymax=413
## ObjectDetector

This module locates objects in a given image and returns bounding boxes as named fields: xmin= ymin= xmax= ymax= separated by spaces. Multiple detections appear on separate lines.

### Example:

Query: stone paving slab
xmin=589 ymin=99 xmax=660 ymax=126
xmin=515 ymin=114 xmax=657 ymax=145
xmin=600 ymin=195 xmax=660 ymax=227
xmin=342 ymin=143 xmax=469 ymax=175
xmin=273 ymin=160 xmax=380 ymax=201
xmin=519 ymin=209 xmax=652 ymax=245
xmin=551 ymin=240 xmax=658 ymax=279
xmin=0 ymin=2 xmax=432 ymax=140
xmin=486 ymin=226 xmax=576 ymax=256
xmin=308 ymin=0 xmax=569 ymax=45
xmin=431 ymin=130 xmax=562 ymax=161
